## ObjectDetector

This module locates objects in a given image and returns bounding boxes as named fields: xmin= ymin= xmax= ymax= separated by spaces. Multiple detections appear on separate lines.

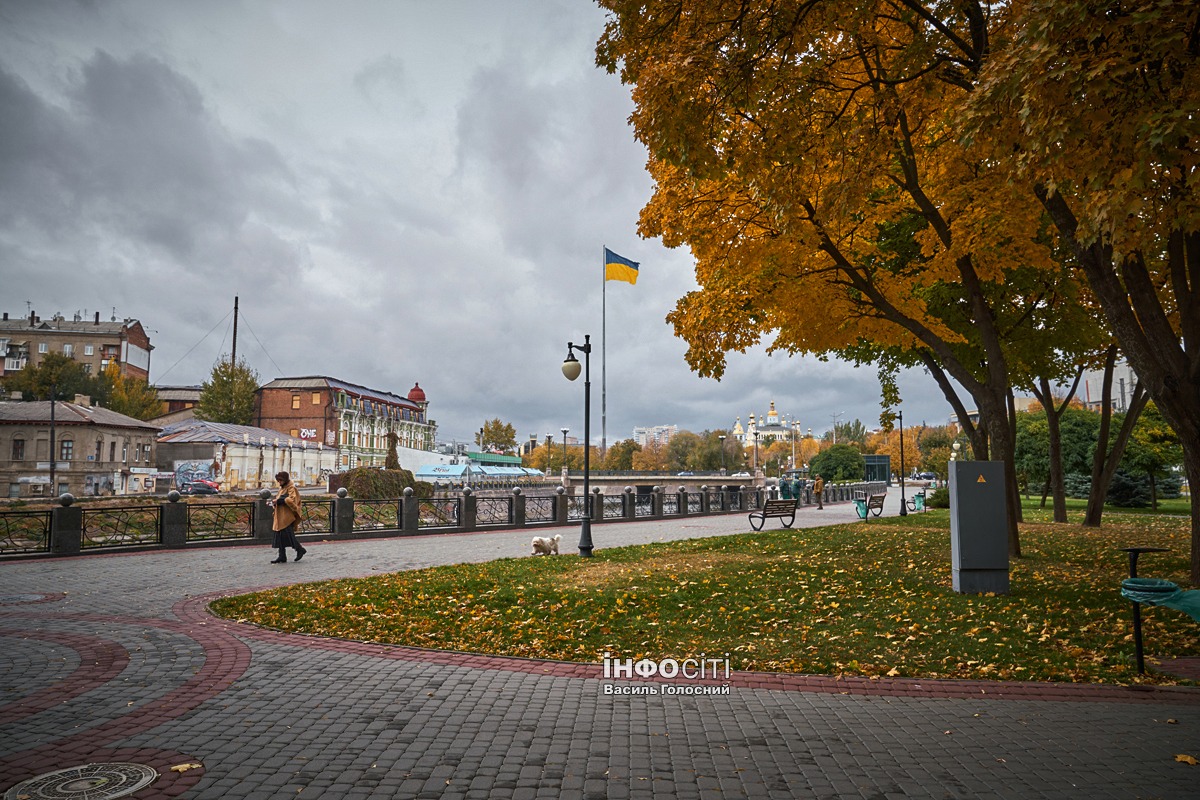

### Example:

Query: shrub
xmin=1106 ymin=471 xmax=1151 ymax=508
xmin=926 ymin=487 xmax=950 ymax=508
xmin=329 ymin=467 xmax=433 ymax=500
xmin=1158 ymin=473 xmax=1183 ymax=499
xmin=1063 ymin=472 xmax=1092 ymax=499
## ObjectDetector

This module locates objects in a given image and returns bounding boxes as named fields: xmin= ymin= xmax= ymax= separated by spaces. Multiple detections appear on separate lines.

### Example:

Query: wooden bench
xmin=854 ymin=493 xmax=885 ymax=520
xmin=749 ymin=498 xmax=798 ymax=531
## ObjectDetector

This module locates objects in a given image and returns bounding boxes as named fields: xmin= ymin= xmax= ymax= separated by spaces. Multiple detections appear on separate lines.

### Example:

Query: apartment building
xmin=0 ymin=310 xmax=153 ymax=381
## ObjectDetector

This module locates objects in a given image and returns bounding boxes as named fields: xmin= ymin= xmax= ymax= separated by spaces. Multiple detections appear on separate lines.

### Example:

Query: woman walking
xmin=269 ymin=471 xmax=307 ymax=563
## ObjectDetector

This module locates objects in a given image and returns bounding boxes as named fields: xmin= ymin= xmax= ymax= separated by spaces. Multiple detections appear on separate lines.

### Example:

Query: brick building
xmin=0 ymin=400 xmax=161 ymax=498
xmin=0 ymin=310 xmax=153 ymax=380
xmin=254 ymin=377 xmax=435 ymax=470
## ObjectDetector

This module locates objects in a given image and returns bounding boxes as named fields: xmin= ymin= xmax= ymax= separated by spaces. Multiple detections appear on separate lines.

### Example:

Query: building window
xmin=95 ymin=440 xmax=102 ymax=461
xmin=292 ymin=395 xmax=301 ymax=409
xmin=122 ymin=444 xmax=127 ymax=463
xmin=11 ymin=438 xmax=25 ymax=461
xmin=63 ymin=344 xmax=74 ymax=357
xmin=109 ymin=441 xmax=116 ymax=462
xmin=84 ymin=345 xmax=94 ymax=356
xmin=60 ymin=439 xmax=73 ymax=461
xmin=312 ymin=392 xmax=321 ymax=405
xmin=38 ymin=342 xmax=48 ymax=354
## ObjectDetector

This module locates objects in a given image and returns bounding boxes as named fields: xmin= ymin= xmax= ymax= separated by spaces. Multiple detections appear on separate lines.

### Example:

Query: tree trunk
xmin=1040 ymin=477 xmax=1050 ymax=509
xmin=1148 ymin=471 xmax=1158 ymax=512
xmin=1084 ymin=382 xmax=1148 ymax=527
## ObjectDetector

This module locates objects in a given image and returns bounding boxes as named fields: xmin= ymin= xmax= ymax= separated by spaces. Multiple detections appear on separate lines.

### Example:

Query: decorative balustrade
xmin=187 ymin=502 xmax=255 ymax=541
xmin=0 ymin=481 xmax=891 ymax=558
xmin=82 ymin=505 xmax=160 ymax=549
xmin=0 ymin=510 xmax=51 ymax=555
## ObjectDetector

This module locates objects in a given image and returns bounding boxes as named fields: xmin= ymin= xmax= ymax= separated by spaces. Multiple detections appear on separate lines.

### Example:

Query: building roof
xmin=157 ymin=418 xmax=318 ymax=445
xmin=0 ymin=316 xmax=138 ymax=336
xmin=155 ymin=386 xmax=202 ymax=401
xmin=259 ymin=376 xmax=422 ymax=410
xmin=0 ymin=401 xmax=160 ymax=430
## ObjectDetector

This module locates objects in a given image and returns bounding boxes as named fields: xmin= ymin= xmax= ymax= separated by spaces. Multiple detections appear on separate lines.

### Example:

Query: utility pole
xmin=231 ymin=295 xmax=239 ymax=365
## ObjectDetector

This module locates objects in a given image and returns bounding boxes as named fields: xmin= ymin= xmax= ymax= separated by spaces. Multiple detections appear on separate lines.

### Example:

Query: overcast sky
xmin=0 ymin=0 xmax=956 ymax=448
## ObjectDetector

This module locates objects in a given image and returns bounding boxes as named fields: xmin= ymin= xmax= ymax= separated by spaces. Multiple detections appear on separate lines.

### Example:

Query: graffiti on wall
xmin=174 ymin=460 xmax=217 ymax=488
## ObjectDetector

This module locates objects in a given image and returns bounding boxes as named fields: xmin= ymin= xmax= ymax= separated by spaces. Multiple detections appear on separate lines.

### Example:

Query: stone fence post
xmin=555 ymin=486 xmax=568 ymax=526
xmin=161 ymin=492 xmax=187 ymax=547
xmin=333 ymin=488 xmax=355 ymax=535
xmin=401 ymin=487 xmax=419 ymax=532
xmin=50 ymin=493 xmax=82 ymax=555
xmin=652 ymin=486 xmax=664 ymax=519
xmin=254 ymin=490 xmax=274 ymax=542
xmin=461 ymin=488 xmax=477 ymax=532
xmin=513 ymin=487 xmax=526 ymax=527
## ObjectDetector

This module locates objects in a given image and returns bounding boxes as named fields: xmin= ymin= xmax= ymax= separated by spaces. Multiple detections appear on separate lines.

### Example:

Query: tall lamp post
xmin=560 ymin=427 xmax=570 ymax=481
xmin=562 ymin=335 xmax=593 ymax=557
xmin=718 ymin=434 xmax=727 ymax=475
xmin=898 ymin=410 xmax=908 ymax=517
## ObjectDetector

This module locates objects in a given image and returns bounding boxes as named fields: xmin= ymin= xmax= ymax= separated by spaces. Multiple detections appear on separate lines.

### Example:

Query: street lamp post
xmin=830 ymin=412 xmax=844 ymax=444
xmin=898 ymin=410 xmax=908 ymax=517
xmin=752 ymin=432 xmax=760 ymax=474
xmin=562 ymin=335 xmax=593 ymax=557
xmin=560 ymin=427 xmax=570 ymax=481
xmin=718 ymin=434 xmax=727 ymax=475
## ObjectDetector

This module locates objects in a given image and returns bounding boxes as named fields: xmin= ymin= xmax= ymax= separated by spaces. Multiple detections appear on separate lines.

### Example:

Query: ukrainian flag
xmin=604 ymin=247 xmax=639 ymax=284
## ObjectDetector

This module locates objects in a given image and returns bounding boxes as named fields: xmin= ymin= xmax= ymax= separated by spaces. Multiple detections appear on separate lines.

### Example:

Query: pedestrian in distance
xmin=813 ymin=474 xmax=825 ymax=510
xmin=268 ymin=471 xmax=306 ymax=563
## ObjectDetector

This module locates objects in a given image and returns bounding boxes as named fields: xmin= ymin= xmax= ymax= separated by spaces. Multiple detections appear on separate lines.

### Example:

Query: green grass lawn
xmin=211 ymin=508 xmax=1200 ymax=686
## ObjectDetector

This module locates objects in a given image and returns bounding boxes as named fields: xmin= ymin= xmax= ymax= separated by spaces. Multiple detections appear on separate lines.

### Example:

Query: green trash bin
xmin=914 ymin=492 xmax=925 ymax=511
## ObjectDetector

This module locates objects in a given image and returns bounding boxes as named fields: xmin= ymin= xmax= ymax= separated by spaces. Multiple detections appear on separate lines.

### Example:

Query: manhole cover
xmin=4 ymin=763 xmax=157 ymax=800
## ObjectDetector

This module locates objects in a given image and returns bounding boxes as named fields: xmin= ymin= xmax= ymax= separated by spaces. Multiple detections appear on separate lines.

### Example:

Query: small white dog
xmin=530 ymin=534 xmax=561 ymax=556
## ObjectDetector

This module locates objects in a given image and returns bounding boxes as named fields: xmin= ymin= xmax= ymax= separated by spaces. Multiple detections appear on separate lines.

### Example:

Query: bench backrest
xmin=763 ymin=499 xmax=797 ymax=513
xmin=867 ymin=495 xmax=885 ymax=508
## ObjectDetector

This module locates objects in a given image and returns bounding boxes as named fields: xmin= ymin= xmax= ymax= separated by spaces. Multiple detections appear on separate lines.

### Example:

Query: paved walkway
xmin=2 ymin=492 xmax=1198 ymax=799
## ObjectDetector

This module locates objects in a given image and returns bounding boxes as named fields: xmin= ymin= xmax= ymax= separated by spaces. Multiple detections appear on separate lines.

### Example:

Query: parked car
xmin=677 ymin=471 xmax=695 ymax=476
xmin=730 ymin=471 xmax=751 ymax=478
xmin=179 ymin=482 xmax=219 ymax=495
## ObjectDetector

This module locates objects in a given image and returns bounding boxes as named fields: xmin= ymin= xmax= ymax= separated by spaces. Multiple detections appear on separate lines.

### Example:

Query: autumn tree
xmin=1122 ymin=405 xmax=1184 ymax=512
xmin=965 ymin=1 xmax=1200 ymax=581
xmin=196 ymin=357 xmax=259 ymax=425
xmin=632 ymin=440 xmax=669 ymax=472
xmin=1 ymin=352 xmax=104 ymax=401
xmin=596 ymin=0 xmax=1088 ymax=556
xmin=100 ymin=361 xmax=161 ymax=420
xmin=477 ymin=419 xmax=517 ymax=453
xmin=603 ymin=438 xmax=642 ymax=470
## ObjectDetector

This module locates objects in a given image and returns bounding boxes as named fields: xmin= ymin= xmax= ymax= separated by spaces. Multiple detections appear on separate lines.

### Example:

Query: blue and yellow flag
xmin=604 ymin=247 xmax=639 ymax=284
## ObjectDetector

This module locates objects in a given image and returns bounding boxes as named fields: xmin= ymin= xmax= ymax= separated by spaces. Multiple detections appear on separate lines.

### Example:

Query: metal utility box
xmin=949 ymin=461 xmax=1009 ymax=594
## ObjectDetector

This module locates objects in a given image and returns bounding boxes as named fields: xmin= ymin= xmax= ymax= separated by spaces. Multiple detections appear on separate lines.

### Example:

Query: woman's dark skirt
xmin=273 ymin=524 xmax=299 ymax=549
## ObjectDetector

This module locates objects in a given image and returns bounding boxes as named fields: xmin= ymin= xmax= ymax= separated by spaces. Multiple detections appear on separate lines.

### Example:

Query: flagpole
xmin=601 ymin=245 xmax=607 ymax=458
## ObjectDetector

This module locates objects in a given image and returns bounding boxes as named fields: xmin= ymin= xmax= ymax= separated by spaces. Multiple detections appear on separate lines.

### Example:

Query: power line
xmin=237 ymin=312 xmax=285 ymax=377
xmin=154 ymin=308 xmax=233 ymax=382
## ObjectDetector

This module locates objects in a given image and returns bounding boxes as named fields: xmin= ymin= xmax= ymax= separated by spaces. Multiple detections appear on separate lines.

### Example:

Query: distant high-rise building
xmin=633 ymin=425 xmax=678 ymax=447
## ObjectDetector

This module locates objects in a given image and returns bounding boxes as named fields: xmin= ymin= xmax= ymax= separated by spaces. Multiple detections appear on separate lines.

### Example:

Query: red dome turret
xmin=407 ymin=383 xmax=426 ymax=403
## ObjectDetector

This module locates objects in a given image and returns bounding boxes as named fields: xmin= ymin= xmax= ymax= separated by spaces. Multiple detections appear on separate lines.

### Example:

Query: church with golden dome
xmin=732 ymin=401 xmax=802 ymax=445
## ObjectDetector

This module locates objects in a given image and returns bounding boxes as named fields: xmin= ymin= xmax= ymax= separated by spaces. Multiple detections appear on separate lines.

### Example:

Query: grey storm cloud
xmin=0 ymin=1 xmax=957 ymax=447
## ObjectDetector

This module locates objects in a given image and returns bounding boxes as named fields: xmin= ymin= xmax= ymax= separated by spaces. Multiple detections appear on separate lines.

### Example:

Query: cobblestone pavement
xmin=2 ymin=492 xmax=1198 ymax=799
